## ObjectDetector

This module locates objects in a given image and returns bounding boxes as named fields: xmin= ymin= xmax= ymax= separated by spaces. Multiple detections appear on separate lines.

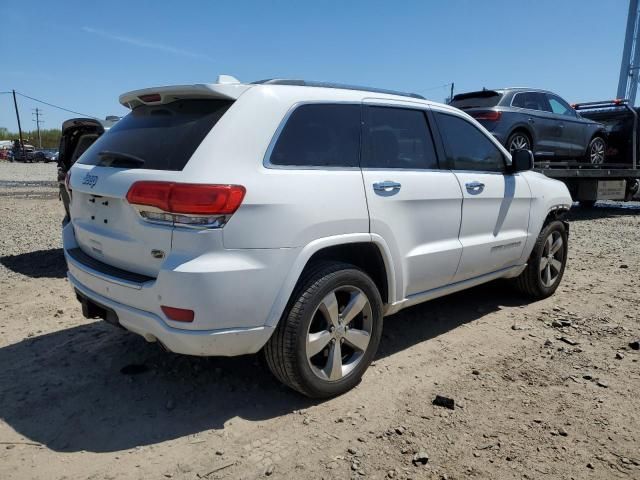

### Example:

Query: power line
xmin=421 ymin=83 xmax=453 ymax=93
xmin=14 ymin=91 xmax=98 ymax=119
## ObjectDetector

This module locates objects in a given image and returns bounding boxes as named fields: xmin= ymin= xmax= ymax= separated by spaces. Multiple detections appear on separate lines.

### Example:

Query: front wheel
xmin=264 ymin=261 xmax=383 ymax=398
xmin=513 ymin=220 xmax=568 ymax=299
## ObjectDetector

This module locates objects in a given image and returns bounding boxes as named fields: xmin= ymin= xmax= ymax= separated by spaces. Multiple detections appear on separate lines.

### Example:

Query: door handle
xmin=465 ymin=181 xmax=485 ymax=194
xmin=373 ymin=181 xmax=401 ymax=193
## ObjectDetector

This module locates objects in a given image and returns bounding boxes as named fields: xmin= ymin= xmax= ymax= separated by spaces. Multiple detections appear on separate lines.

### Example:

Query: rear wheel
xmin=507 ymin=131 xmax=531 ymax=153
xmin=264 ymin=261 xmax=383 ymax=398
xmin=514 ymin=220 xmax=568 ymax=299
xmin=586 ymin=136 xmax=606 ymax=165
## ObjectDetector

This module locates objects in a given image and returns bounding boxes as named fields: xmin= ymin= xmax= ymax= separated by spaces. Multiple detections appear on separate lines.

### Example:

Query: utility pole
xmin=450 ymin=82 xmax=455 ymax=103
xmin=12 ymin=90 xmax=25 ymax=158
xmin=32 ymin=108 xmax=44 ymax=149
xmin=618 ymin=0 xmax=640 ymax=104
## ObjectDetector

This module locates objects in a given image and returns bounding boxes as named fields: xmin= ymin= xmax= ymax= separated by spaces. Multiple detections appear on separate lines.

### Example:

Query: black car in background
xmin=450 ymin=88 xmax=607 ymax=164
xmin=33 ymin=149 xmax=58 ymax=163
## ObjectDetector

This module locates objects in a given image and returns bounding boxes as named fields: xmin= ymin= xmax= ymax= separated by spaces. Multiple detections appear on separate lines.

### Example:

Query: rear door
xmin=546 ymin=93 xmax=588 ymax=157
xmin=361 ymin=100 xmax=463 ymax=298
xmin=69 ymin=98 xmax=233 ymax=277
xmin=510 ymin=91 xmax=565 ymax=157
xmin=431 ymin=109 xmax=531 ymax=282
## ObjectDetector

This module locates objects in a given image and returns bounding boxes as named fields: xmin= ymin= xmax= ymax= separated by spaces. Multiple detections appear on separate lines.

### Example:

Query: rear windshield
xmin=78 ymin=99 xmax=233 ymax=170
xmin=450 ymin=91 xmax=503 ymax=109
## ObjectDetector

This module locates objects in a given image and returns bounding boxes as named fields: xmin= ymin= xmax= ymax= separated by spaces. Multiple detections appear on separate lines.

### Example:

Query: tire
xmin=514 ymin=220 xmax=568 ymax=299
xmin=506 ymin=131 xmax=532 ymax=153
xmin=264 ymin=261 xmax=383 ymax=398
xmin=586 ymin=136 xmax=606 ymax=165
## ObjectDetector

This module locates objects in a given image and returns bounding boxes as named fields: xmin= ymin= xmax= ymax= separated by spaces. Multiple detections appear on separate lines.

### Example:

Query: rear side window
xmin=269 ymin=104 xmax=361 ymax=167
xmin=78 ymin=99 xmax=233 ymax=170
xmin=511 ymin=92 xmax=550 ymax=112
xmin=364 ymin=106 xmax=438 ymax=169
xmin=434 ymin=112 xmax=505 ymax=172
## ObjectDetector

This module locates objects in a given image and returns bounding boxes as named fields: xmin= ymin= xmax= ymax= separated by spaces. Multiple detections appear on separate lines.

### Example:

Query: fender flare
xmin=264 ymin=233 xmax=398 ymax=327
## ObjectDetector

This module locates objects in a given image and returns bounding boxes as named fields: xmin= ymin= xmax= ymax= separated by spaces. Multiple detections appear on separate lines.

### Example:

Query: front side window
xmin=434 ymin=112 xmax=505 ymax=172
xmin=363 ymin=106 xmax=438 ymax=169
xmin=547 ymin=94 xmax=575 ymax=117
xmin=269 ymin=104 xmax=361 ymax=167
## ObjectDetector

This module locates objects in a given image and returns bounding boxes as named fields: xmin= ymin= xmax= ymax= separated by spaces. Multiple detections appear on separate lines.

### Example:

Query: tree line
xmin=0 ymin=127 xmax=61 ymax=149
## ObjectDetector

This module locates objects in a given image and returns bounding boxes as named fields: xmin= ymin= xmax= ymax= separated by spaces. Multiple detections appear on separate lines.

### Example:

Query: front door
xmin=432 ymin=109 xmax=532 ymax=282
xmin=360 ymin=101 xmax=463 ymax=299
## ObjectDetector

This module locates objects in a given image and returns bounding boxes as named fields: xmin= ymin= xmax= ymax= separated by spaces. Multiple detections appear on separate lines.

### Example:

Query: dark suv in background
xmin=450 ymin=88 xmax=607 ymax=164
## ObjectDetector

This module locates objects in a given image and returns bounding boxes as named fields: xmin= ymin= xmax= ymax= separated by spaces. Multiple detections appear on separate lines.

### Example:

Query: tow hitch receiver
xmin=75 ymin=289 xmax=122 ymax=328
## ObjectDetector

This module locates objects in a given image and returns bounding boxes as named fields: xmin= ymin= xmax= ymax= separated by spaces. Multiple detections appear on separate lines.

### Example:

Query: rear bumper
xmin=62 ymin=222 xmax=295 ymax=356
xmin=69 ymin=274 xmax=273 ymax=356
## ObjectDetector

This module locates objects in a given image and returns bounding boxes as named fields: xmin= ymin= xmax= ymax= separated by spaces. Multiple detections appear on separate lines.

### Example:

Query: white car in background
xmin=64 ymin=76 xmax=572 ymax=398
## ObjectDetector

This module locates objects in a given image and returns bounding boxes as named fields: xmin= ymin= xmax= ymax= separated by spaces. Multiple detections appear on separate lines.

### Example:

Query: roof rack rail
xmin=251 ymin=79 xmax=425 ymax=100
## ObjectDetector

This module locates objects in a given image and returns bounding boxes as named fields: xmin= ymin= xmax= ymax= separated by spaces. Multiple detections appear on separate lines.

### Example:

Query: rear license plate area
xmin=86 ymin=195 xmax=114 ymax=225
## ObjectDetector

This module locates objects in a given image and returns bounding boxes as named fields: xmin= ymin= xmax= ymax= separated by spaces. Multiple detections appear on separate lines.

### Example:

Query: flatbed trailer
xmin=533 ymin=100 xmax=640 ymax=206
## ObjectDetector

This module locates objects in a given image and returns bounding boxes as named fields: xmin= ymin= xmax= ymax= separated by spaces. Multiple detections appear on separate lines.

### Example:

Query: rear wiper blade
xmin=98 ymin=151 xmax=145 ymax=167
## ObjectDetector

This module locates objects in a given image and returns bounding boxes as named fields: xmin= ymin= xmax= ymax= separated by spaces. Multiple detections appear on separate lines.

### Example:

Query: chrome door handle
xmin=465 ymin=181 xmax=485 ymax=194
xmin=373 ymin=181 xmax=401 ymax=194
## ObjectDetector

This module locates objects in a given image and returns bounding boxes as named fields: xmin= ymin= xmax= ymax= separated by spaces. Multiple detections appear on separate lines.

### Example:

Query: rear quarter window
xmin=268 ymin=104 xmax=361 ymax=168
xmin=78 ymin=99 xmax=233 ymax=171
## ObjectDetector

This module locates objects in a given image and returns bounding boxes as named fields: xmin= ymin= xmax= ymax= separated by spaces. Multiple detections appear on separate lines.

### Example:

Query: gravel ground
xmin=0 ymin=163 xmax=639 ymax=480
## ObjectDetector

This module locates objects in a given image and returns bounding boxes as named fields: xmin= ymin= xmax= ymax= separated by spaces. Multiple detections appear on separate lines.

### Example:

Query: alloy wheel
xmin=305 ymin=286 xmax=373 ymax=381
xmin=589 ymin=138 xmax=605 ymax=164
xmin=509 ymin=134 xmax=530 ymax=152
xmin=539 ymin=231 xmax=564 ymax=288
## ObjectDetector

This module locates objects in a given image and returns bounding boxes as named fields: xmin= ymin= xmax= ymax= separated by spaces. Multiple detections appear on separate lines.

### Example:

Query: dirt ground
xmin=0 ymin=162 xmax=638 ymax=480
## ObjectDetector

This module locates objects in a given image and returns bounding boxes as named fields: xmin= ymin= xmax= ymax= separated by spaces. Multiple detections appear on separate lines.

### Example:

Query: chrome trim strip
xmin=65 ymin=252 xmax=148 ymax=290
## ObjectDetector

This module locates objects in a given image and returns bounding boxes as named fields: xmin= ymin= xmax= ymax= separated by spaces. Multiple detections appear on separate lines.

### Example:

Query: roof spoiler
xmin=452 ymin=90 xmax=500 ymax=101
xmin=119 ymin=76 xmax=250 ymax=109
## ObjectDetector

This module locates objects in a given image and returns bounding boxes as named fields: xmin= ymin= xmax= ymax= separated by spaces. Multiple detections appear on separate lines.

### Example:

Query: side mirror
xmin=510 ymin=149 xmax=534 ymax=172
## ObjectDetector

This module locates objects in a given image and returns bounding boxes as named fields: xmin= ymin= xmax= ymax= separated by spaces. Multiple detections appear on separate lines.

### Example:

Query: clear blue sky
xmin=1 ymin=0 xmax=629 ymax=134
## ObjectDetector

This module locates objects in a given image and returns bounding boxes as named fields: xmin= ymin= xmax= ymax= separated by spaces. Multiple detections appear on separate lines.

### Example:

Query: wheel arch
xmin=543 ymin=206 xmax=570 ymax=232
xmin=264 ymin=234 xmax=396 ymax=329
xmin=507 ymin=124 xmax=535 ymax=148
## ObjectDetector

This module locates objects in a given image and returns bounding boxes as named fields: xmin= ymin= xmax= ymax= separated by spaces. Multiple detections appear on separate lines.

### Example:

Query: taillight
xmin=126 ymin=182 xmax=246 ymax=228
xmin=161 ymin=305 xmax=194 ymax=322
xmin=471 ymin=111 xmax=502 ymax=121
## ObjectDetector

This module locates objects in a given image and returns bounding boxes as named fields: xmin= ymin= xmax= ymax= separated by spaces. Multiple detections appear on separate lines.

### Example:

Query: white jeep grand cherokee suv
xmin=64 ymin=77 xmax=572 ymax=398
